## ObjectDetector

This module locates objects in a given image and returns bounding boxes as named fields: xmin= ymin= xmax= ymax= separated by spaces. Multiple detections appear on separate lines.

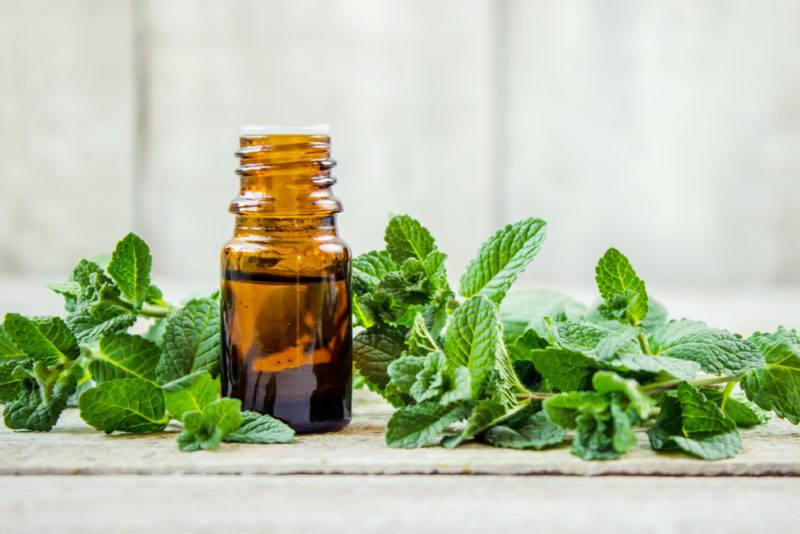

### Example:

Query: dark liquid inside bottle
xmin=220 ymin=269 xmax=352 ymax=432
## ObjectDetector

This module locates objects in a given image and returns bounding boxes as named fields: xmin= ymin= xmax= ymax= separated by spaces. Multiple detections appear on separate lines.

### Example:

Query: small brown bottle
xmin=221 ymin=125 xmax=351 ymax=433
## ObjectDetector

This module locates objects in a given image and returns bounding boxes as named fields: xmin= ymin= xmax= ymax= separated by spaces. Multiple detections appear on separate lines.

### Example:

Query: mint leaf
xmin=650 ymin=319 xmax=764 ymax=375
xmin=79 ymin=378 xmax=168 ymax=433
xmin=405 ymin=312 xmax=439 ymax=355
xmin=3 ymin=363 xmax=80 ymax=431
xmin=409 ymin=351 xmax=449 ymax=403
xmin=677 ymin=382 xmax=736 ymax=435
xmin=224 ymin=411 xmax=295 ymax=444
xmin=0 ymin=361 xmax=24 ymax=401
xmin=441 ymin=397 xmax=529 ymax=448
xmin=665 ymin=432 xmax=742 ymax=460
xmin=385 ymin=402 xmax=470 ymax=448
xmin=701 ymin=388 xmax=768 ymax=427
xmin=459 ymin=218 xmax=547 ymax=304
xmin=499 ymin=290 xmax=588 ymax=341
xmin=750 ymin=326 xmax=800 ymax=352
xmin=520 ymin=347 xmax=597 ymax=391
xmin=543 ymin=391 xmax=607 ymax=428
xmin=353 ymin=326 xmax=406 ymax=391
xmin=387 ymin=354 xmax=425 ymax=395
xmin=384 ymin=215 xmax=436 ymax=264
xmin=605 ymin=353 xmax=701 ymax=381
xmin=156 ymin=298 xmax=221 ymax=383
xmin=352 ymin=250 xmax=397 ymax=294
xmin=595 ymin=248 xmax=648 ymax=326
xmin=741 ymin=337 xmax=800 ymax=423
xmin=67 ymin=307 xmax=137 ymax=345
xmin=592 ymin=371 xmax=652 ymax=420
xmin=177 ymin=411 xmax=222 ymax=451
xmin=162 ymin=370 xmax=218 ymax=420
xmin=647 ymin=388 xmax=741 ymax=460
xmin=572 ymin=396 xmax=637 ymax=460
xmin=3 ymin=314 xmax=80 ymax=365
xmin=483 ymin=410 xmax=566 ymax=450
xmin=0 ymin=325 xmax=25 ymax=361
xmin=90 ymin=333 xmax=160 ymax=384
xmin=176 ymin=398 xmax=242 ymax=452
xmin=443 ymin=295 xmax=500 ymax=398
xmin=67 ymin=261 xmax=136 ymax=343
xmin=107 ymin=233 xmax=152 ymax=307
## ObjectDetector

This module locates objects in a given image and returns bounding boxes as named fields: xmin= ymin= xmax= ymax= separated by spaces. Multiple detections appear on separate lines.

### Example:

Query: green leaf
xmin=405 ymin=313 xmax=439 ymax=355
xmin=107 ymin=233 xmax=153 ymax=307
xmin=519 ymin=347 xmax=597 ymax=391
xmin=156 ymin=298 xmax=221 ymax=383
xmin=3 ymin=314 xmax=80 ymax=365
xmin=79 ymin=378 xmax=168 ymax=433
xmin=67 ymin=307 xmax=137 ymax=345
xmin=440 ymin=367 xmax=473 ymax=405
xmin=224 ymin=411 xmax=295 ymax=444
xmin=385 ymin=402 xmax=470 ymax=448
xmin=701 ymin=388 xmax=768 ymax=427
xmin=459 ymin=218 xmax=547 ymax=304
xmin=441 ymin=397 xmax=529 ymax=449
xmin=543 ymin=391 xmax=607 ymax=429
xmin=604 ymin=353 xmax=701 ymax=381
xmin=176 ymin=398 xmax=242 ymax=452
xmin=90 ymin=333 xmax=160 ymax=384
xmin=750 ymin=326 xmax=800 ymax=352
xmin=0 ymin=325 xmax=26 ymax=360
xmin=384 ymin=215 xmax=436 ymax=264
xmin=676 ymin=382 xmax=736 ymax=435
xmin=647 ymin=383 xmax=741 ymax=460
xmin=595 ymin=248 xmax=648 ymax=326
xmin=665 ymin=432 xmax=742 ymax=460
xmin=443 ymin=295 xmax=500 ymax=398
xmin=352 ymin=250 xmax=397 ymax=295
xmin=499 ymin=290 xmax=588 ymax=342
xmin=177 ymin=411 xmax=223 ymax=451
xmin=0 ymin=361 xmax=25 ymax=401
xmin=387 ymin=354 xmax=426 ymax=395
xmin=353 ymin=326 xmax=406 ymax=391
xmin=3 ymin=363 xmax=80 ymax=431
xmin=162 ymin=370 xmax=218 ymax=420
xmin=409 ymin=351 xmax=448 ymax=403
xmin=572 ymin=396 xmax=637 ymax=460
xmin=650 ymin=319 xmax=764 ymax=375
xmin=592 ymin=371 xmax=652 ymax=420
xmin=482 ymin=410 xmax=566 ymax=450
xmin=741 ymin=338 xmax=800 ymax=423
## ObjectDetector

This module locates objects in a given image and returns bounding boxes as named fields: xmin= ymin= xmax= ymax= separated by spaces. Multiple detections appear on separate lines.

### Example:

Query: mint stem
xmin=642 ymin=375 xmax=738 ymax=395
xmin=720 ymin=379 xmax=737 ymax=411
xmin=516 ymin=391 xmax=555 ymax=401
xmin=638 ymin=331 xmax=653 ymax=355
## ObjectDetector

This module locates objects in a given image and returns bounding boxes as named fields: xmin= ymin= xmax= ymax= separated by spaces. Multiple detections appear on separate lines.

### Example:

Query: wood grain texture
xmin=1 ymin=475 xmax=799 ymax=533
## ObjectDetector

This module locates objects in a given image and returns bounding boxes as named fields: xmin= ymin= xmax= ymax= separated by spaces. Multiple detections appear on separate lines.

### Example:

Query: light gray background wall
xmin=1 ymin=0 xmax=798 ymax=289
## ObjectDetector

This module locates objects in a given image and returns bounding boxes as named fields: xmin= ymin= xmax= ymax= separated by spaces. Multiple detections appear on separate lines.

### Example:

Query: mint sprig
xmin=0 ymin=233 xmax=293 ymax=451
xmin=354 ymin=214 xmax=800 ymax=461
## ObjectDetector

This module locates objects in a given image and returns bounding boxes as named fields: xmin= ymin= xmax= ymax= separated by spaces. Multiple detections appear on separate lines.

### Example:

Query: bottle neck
xmin=233 ymin=215 xmax=339 ymax=238
xmin=230 ymin=133 xmax=343 ymax=218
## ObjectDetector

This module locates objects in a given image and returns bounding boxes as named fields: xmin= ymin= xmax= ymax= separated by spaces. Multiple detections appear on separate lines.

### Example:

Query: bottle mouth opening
xmin=240 ymin=124 xmax=331 ymax=136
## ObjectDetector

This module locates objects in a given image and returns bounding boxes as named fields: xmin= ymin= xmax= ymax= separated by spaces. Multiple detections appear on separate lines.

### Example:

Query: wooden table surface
xmin=1 ymin=280 xmax=799 ymax=533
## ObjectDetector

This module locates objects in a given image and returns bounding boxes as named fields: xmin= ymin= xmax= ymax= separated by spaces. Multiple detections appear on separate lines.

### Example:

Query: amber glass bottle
xmin=221 ymin=125 xmax=351 ymax=433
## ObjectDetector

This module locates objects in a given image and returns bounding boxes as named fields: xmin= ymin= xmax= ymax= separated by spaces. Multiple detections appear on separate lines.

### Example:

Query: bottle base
xmin=291 ymin=418 xmax=351 ymax=434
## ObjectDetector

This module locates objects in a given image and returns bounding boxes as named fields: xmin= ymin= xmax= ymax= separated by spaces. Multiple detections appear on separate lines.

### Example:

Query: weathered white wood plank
xmin=140 ymin=0 xmax=497 ymax=282
xmin=504 ymin=0 xmax=800 ymax=287
xmin=0 ymin=0 xmax=135 ymax=276
xmin=1 ymin=475 xmax=798 ymax=533
xmin=1 ymin=393 xmax=798 ymax=477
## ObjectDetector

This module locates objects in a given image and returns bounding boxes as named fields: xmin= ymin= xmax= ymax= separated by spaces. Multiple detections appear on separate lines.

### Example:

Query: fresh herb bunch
xmin=353 ymin=215 xmax=800 ymax=460
xmin=0 ymin=234 xmax=294 ymax=451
